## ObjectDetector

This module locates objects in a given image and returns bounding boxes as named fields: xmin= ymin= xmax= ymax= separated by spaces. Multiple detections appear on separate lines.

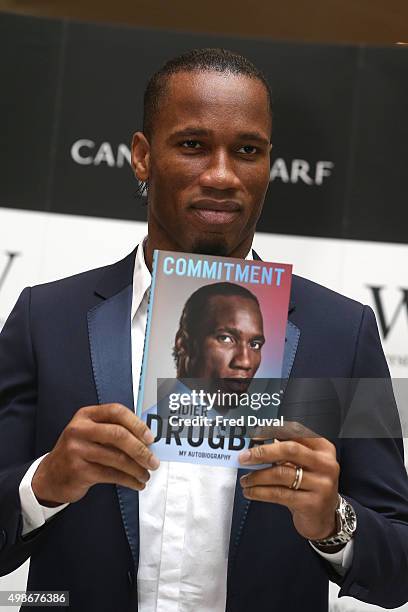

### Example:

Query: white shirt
xmin=19 ymin=238 xmax=353 ymax=610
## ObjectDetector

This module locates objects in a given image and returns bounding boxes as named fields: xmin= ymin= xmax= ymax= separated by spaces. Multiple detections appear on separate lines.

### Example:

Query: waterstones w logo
xmin=0 ymin=251 xmax=19 ymax=294
xmin=368 ymin=286 xmax=408 ymax=340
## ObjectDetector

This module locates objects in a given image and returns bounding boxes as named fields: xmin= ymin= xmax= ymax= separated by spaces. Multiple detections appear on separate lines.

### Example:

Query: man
xmin=0 ymin=48 xmax=407 ymax=612
xmin=155 ymin=282 xmax=265 ymax=459
xmin=173 ymin=282 xmax=265 ymax=395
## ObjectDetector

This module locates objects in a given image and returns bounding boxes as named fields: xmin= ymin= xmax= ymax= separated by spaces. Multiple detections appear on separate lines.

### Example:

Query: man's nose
xmin=199 ymin=150 xmax=241 ymax=191
xmin=231 ymin=343 xmax=252 ymax=370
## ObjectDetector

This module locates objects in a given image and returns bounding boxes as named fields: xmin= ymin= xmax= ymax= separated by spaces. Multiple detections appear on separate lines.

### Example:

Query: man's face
xmin=190 ymin=295 xmax=265 ymax=392
xmin=134 ymin=70 xmax=272 ymax=257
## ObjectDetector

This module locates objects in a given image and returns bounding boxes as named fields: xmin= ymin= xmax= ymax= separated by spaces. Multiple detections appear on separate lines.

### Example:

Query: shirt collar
xmin=131 ymin=237 xmax=152 ymax=320
xmin=131 ymin=236 xmax=255 ymax=321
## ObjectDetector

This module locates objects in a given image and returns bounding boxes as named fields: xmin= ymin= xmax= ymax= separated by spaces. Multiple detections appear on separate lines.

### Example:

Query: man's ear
xmin=131 ymin=132 xmax=150 ymax=181
xmin=187 ymin=339 xmax=201 ymax=376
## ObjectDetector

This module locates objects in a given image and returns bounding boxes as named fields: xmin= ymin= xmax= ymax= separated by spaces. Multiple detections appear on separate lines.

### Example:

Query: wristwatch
xmin=312 ymin=494 xmax=357 ymax=548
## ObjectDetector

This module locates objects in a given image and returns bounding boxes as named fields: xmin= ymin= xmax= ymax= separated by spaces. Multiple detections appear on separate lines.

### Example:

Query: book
xmin=136 ymin=249 xmax=292 ymax=469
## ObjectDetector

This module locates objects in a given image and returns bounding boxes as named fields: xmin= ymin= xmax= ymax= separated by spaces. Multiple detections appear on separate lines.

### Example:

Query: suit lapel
xmin=87 ymin=249 xmax=140 ymax=570
xmin=228 ymin=250 xmax=300 ymax=579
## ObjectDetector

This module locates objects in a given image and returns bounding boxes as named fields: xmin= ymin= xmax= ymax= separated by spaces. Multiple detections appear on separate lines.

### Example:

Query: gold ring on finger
xmin=290 ymin=466 xmax=303 ymax=490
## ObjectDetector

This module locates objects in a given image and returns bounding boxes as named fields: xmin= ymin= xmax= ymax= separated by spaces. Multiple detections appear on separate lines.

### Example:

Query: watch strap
xmin=311 ymin=495 xmax=357 ymax=548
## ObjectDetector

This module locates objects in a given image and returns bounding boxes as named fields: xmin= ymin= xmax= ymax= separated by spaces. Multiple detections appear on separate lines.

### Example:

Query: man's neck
xmin=143 ymin=235 xmax=254 ymax=272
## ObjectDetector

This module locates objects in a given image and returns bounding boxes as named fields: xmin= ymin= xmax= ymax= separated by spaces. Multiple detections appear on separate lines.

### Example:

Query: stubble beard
xmin=190 ymin=237 xmax=230 ymax=257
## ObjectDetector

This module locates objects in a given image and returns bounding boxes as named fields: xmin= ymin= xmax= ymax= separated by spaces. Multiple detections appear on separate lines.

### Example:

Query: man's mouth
xmin=190 ymin=200 xmax=241 ymax=225
xmin=222 ymin=378 xmax=252 ymax=393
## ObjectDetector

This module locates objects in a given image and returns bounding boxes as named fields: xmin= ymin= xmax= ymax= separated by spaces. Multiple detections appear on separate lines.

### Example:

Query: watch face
xmin=344 ymin=502 xmax=357 ymax=534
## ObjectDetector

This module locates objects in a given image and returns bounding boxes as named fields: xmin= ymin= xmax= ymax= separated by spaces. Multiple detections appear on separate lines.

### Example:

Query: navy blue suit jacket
xmin=0 ymin=247 xmax=408 ymax=611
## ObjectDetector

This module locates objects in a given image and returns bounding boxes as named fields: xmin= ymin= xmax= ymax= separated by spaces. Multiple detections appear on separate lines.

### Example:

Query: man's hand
xmin=32 ymin=403 xmax=159 ymax=507
xmin=239 ymin=424 xmax=340 ymax=541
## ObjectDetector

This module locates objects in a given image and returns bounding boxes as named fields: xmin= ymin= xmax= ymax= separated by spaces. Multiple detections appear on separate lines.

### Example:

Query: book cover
xmin=136 ymin=250 xmax=292 ymax=469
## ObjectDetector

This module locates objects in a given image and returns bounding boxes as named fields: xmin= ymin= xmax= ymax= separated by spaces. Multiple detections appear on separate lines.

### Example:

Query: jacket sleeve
xmin=0 ymin=288 xmax=56 ymax=575
xmin=331 ymin=305 xmax=408 ymax=608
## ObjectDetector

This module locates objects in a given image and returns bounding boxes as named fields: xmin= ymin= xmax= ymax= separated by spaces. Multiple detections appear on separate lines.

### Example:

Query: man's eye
xmin=238 ymin=145 xmax=258 ymax=155
xmin=218 ymin=334 xmax=234 ymax=344
xmin=250 ymin=340 xmax=263 ymax=350
xmin=180 ymin=140 xmax=202 ymax=149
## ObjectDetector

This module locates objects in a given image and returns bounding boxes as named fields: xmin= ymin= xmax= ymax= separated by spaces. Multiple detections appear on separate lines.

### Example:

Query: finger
xmin=242 ymin=484 xmax=309 ymax=508
xmin=85 ymin=462 xmax=147 ymax=491
xmin=239 ymin=440 xmax=316 ymax=469
xmin=83 ymin=404 xmax=154 ymax=445
xmin=249 ymin=420 xmax=318 ymax=442
xmin=82 ymin=441 xmax=151 ymax=483
xmin=288 ymin=436 xmax=336 ymax=453
xmin=240 ymin=464 xmax=318 ymax=491
xmin=274 ymin=422 xmax=335 ymax=453
xmin=85 ymin=422 xmax=160 ymax=470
